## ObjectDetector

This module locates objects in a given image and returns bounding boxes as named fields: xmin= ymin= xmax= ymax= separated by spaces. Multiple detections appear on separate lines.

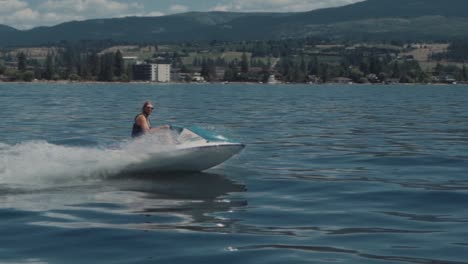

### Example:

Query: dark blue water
xmin=1 ymin=83 xmax=468 ymax=264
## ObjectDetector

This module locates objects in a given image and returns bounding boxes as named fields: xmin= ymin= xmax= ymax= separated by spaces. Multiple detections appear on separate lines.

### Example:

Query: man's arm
xmin=136 ymin=115 xmax=151 ymax=133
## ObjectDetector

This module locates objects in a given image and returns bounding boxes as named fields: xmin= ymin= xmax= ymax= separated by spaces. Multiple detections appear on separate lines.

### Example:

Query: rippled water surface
xmin=1 ymin=83 xmax=468 ymax=264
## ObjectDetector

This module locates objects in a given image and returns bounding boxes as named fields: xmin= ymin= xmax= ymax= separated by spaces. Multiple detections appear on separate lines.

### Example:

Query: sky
xmin=0 ymin=0 xmax=364 ymax=30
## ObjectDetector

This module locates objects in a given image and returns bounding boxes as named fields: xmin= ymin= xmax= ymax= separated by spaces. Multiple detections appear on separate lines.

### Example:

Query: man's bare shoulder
xmin=135 ymin=114 xmax=146 ymax=123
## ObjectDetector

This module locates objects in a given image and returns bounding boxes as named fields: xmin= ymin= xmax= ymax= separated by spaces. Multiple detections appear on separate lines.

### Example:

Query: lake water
xmin=1 ymin=83 xmax=468 ymax=264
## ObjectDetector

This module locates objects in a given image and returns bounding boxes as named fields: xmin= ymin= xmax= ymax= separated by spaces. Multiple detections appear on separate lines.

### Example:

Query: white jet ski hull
xmin=123 ymin=126 xmax=244 ymax=173
xmin=133 ymin=143 xmax=244 ymax=172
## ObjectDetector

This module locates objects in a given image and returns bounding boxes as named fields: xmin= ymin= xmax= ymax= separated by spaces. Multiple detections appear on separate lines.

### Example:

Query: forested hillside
xmin=1 ymin=0 xmax=468 ymax=46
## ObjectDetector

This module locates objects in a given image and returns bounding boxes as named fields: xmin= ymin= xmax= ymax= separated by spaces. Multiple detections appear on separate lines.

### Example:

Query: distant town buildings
xmin=2 ymin=43 xmax=468 ymax=85
xmin=133 ymin=63 xmax=171 ymax=82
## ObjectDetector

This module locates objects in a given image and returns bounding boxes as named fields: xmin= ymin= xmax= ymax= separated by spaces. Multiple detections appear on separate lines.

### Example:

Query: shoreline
xmin=0 ymin=79 xmax=467 ymax=86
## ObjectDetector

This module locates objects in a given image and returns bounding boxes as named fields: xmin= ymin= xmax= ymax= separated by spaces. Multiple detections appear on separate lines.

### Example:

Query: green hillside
xmin=0 ymin=25 xmax=17 ymax=33
xmin=1 ymin=0 xmax=468 ymax=46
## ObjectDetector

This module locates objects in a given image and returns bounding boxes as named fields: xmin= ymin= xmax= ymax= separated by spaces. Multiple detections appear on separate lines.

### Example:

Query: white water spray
xmin=0 ymin=131 xmax=179 ymax=186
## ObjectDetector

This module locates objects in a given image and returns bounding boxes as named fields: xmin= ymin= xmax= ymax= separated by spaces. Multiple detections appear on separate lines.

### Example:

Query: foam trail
xmin=0 ymin=131 xmax=178 ymax=186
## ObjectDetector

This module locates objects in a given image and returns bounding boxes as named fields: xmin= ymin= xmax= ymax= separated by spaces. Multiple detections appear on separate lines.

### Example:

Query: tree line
xmin=1 ymin=43 xmax=130 ymax=82
xmin=431 ymin=41 xmax=468 ymax=62
xmin=1 ymin=39 xmax=468 ymax=83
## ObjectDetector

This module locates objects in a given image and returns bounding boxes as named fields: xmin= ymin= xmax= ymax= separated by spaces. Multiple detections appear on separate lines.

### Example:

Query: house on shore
xmin=191 ymin=73 xmax=205 ymax=82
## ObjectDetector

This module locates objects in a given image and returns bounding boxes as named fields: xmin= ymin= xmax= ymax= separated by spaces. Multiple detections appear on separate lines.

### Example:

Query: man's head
xmin=142 ymin=101 xmax=154 ymax=115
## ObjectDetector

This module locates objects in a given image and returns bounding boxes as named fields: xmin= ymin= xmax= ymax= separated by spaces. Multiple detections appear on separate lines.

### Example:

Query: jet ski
xmin=124 ymin=126 xmax=244 ymax=173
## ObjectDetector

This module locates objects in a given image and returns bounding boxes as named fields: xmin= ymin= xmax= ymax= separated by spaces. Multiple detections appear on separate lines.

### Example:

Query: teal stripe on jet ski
xmin=188 ymin=126 xmax=236 ymax=143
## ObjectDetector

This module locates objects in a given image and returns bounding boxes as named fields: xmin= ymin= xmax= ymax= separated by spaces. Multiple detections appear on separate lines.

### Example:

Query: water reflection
xmin=0 ymin=172 xmax=248 ymax=264
xmin=238 ymin=244 xmax=468 ymax=264
xmin=19 ymin=172 xmax=248 ymax=233
xmin=110 ymin=172 xmax=248 ymax=233
xmin=112 ymin=171 xmax=246 ymax=200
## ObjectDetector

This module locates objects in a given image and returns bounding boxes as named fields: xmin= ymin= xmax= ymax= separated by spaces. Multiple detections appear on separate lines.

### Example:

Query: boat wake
xmin=0 ymin=127 xmax=244 ymax=187
xmin=0 ymin=133 xmax=178 ymax=186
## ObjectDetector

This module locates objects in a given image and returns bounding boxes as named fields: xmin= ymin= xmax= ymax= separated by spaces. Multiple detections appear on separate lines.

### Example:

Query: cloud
xmin=12 ymin=7 xmax=40 ymax=20
xmin=41 ymin=12 xmax=85 ymax=24
xmin=0 ymin=7 xmax=37 ymax=29
xmin=146 ymin=11 xmax=165 ymax=17
xmin=0 ymin=0 xmax=139 ymax=29
xmin=0 ymin=1 xmax=39 ymax=28
xmin=211 ymin=0 xmax=365 ymax=12
xmin=0 ymin=0 xmax=169 ymax=29
xmin=169 ymin=4 xmax=189 ymax=13
xmin=39 ymin=0 xmax=130 ymax=15
xmin=0 ymin=0 xmax=28 ymax=13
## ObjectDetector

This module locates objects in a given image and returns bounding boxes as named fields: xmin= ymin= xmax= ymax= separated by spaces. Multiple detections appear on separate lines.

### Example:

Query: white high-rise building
xmin=154 ymin=64 xmax=171 ymax=82
xmin=133 ymin=63 xmax=171 ymax=82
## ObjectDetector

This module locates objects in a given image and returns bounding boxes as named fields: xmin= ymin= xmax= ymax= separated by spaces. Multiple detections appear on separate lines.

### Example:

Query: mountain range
xmin=1 ymin=0 xmax=468 ymax=47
